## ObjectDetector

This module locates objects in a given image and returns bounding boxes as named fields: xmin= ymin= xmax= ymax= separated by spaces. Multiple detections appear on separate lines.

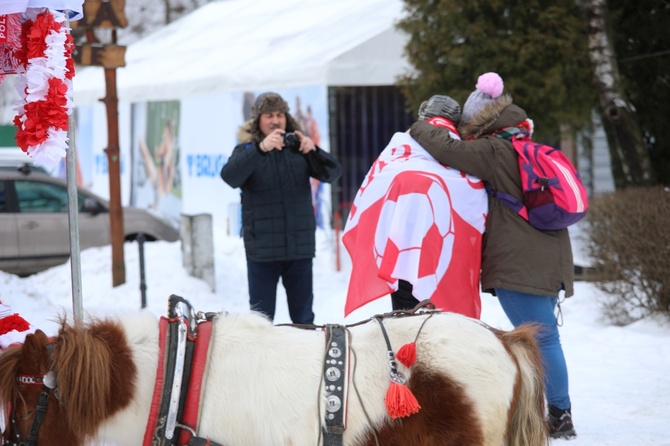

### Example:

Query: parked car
xmin=0 ymin=148 xmax=51 ymax=175
xmin=0 ymin=166 xmax=180 ymax=276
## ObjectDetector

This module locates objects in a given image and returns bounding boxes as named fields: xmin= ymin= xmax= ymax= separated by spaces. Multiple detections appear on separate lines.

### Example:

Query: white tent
xmin=73 ymin=0 xmax=411 ymax=104
xmin=66 ymin=0 xmax=415 ymax=254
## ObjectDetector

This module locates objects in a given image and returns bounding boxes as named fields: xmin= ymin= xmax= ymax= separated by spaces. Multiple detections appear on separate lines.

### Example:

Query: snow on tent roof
xmin=72 ymin=0 xmax=410 ymax=104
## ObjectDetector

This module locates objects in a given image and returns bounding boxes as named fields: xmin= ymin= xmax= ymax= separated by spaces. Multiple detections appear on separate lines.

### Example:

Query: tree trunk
xmin=164 ymin=0 xmax=172 ymax=24
xmin=560 ymin=123 xmax=578 ymax=167
xmin=577 ymin=0 xmax=654 ymax=187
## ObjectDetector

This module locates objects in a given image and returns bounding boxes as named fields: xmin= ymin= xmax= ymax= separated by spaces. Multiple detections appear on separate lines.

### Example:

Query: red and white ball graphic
xmin=373 ymin=171 xmax=455 ymax=295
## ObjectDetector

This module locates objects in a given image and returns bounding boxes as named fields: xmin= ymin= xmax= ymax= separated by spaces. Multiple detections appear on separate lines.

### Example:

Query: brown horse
xmin=0 ymin=310 xmax=548 ymax=445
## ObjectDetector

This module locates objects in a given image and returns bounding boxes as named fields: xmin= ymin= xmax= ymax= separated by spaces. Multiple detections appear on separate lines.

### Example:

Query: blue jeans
xmin=247 ymin=258 xmax=315 ymax=324
xmin=496 ymin=288 xmax=571 ymax=410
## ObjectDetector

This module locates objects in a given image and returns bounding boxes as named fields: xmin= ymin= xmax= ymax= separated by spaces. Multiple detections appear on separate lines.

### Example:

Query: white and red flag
xmin=342 ymin=132 xmax=488 ymax=318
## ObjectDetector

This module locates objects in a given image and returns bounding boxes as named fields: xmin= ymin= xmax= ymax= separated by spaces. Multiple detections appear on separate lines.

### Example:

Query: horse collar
xmin=15 ymin=372 xmax=56 ymax=389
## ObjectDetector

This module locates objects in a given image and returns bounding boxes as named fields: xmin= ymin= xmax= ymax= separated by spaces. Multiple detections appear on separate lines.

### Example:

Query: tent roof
xmin=73 ymin=0 xmax=411 ymax=104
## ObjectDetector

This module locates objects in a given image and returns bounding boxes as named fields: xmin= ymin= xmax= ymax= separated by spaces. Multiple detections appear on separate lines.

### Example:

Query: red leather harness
xmin=143 ymin=295 xmax=221 ymax=446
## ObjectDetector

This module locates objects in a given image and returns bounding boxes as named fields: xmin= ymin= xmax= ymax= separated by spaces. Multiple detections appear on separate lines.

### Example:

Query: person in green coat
xmin=409 ymin=73 xmax=576 ymax=439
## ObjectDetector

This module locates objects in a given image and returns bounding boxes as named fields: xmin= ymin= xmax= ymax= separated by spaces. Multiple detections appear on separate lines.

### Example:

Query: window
xmin=15 ymin=180 xmax=69 ymax=213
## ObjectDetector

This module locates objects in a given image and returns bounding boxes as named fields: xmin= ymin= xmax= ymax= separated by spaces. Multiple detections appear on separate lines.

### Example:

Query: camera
xmin=283 ymin=132 xmax=300 ymax=152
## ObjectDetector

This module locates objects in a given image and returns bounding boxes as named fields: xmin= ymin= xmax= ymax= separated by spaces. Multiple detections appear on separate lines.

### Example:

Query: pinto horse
xmin=0 ymin=309 xmax=548 ymax=446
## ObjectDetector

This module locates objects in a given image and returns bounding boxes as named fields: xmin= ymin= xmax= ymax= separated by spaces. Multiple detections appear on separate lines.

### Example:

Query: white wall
xmin=180 ymin=92 xmax=239 ymax=234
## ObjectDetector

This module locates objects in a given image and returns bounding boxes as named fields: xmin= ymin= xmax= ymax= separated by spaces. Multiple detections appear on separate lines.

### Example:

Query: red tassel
xmin=396 ymin=342 xmax=417 ymax=368
xmin=385 ymin=381 xmax=421 ymax=419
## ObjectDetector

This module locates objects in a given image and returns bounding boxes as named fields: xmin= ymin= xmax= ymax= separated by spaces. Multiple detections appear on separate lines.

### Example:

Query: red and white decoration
xmin=0 ymin=1 xmax=82 ymax=165
xmin=342 ymin=132 xmax=488 ymax=318
xmin=0 ymin=300 xmax=36 ymax=349
xmin=12 ymin=8 xmax=75 ymax=164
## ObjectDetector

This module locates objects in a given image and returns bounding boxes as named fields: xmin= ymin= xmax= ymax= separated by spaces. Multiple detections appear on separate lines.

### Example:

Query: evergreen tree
xmin=397 ymin=0 xmax=597 ymax=143
xmin=610 ymin=0 xmax=670 ymax=185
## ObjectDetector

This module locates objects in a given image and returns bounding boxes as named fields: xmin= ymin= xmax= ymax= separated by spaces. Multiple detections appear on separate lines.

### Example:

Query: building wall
xmin=578 ymin=111 xmax=616 ymax=196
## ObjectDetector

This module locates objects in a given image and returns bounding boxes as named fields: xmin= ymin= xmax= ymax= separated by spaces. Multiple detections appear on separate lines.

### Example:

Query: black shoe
xmin=548 ymin=405 xmax=577 ymax=439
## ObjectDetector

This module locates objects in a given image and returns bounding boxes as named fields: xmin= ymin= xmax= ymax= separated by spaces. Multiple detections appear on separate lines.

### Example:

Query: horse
xmin=0 ymin=308 xmax=548 ymax=446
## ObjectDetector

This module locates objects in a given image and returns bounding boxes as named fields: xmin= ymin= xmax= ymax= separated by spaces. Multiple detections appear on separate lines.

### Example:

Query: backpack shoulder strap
xmin=484 ymin=182 xmax=526 ymax=216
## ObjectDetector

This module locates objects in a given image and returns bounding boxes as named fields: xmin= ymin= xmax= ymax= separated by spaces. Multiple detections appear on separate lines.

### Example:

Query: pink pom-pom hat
xmin=462 ymin=72 xmax=505 ymax=123
xmin=475 ymin=72 xmax=504 ymax=99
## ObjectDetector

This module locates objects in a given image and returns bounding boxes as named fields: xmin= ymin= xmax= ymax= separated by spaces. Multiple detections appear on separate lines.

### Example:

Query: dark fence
xmin=328 ymin=85 xmax=415 ymax=227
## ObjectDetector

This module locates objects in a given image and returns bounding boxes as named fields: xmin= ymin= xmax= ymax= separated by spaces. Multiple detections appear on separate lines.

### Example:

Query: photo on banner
xmin=130 ymin=100 xmax=182 ymax=228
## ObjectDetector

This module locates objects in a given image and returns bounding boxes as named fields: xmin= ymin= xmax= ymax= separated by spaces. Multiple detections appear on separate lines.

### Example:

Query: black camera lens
xmin=283 ymin=132 xmax=300 ymax=152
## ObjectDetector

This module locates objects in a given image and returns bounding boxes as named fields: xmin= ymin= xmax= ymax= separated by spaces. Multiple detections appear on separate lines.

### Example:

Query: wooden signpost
xmin=72 ymin=0 xmax=128 ymax=286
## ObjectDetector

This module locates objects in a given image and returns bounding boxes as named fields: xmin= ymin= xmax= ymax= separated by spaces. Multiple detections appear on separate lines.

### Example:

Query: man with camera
xmin=221 ymin=92 xmax=341 ymax=324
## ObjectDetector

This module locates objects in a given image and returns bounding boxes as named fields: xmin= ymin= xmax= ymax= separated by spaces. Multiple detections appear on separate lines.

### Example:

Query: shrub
xmin=585 ymin=186 xmax=670 ymax=325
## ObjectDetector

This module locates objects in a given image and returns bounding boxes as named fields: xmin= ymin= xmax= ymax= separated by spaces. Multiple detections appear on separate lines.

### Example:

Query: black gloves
xmin=417 ymin=95 xmax=462 ymax=125
xmin=306 ymin=149 xmax=336 ymax=180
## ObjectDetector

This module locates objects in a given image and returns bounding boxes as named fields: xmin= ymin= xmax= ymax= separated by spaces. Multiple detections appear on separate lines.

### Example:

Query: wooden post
xmin=102 ymin=67 xmax=126 ymax=286
xmin=73 ymin=0 xmax=129 ymax=287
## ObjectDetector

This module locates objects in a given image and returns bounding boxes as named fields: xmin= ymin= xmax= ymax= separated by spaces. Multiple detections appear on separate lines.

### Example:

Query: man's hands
xmin=259 ymin=129 xmax=332 ymax=178
xmin=260 ymin=129 xmax=315 ymax=153
xmin=294 ymin=130 xmax=316 ymax=154
xmin=260 ymin=129 xmax=283 ymax=152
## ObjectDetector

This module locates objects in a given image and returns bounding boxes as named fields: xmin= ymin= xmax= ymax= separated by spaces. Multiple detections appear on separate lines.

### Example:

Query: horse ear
xmin=20 ymin=330 xmax=51 ymax=373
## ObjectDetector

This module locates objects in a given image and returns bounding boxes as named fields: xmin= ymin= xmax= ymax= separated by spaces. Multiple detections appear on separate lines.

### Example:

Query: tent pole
xmin=66 ymin=109 xmax=83 ymax=323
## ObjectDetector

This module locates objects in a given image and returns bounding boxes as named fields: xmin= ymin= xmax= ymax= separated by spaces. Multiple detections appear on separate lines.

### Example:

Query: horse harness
xmin=3 ymin=343 xmax=56 ymax=446
xmin=321 ymin=324 xmax=350 ymax=446
xmin=142 ymin=295 xmax=356 ymax=446
xmin=144 ymin=295 xmax=223 ymax=446
xmin=287 ymin=300 xmax=438 ymax=446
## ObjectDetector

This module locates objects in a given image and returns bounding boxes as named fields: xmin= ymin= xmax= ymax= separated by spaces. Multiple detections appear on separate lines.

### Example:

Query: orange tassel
xmin=385 ymin=381 xmax=421 ymax=418
xmin=396 ymin=342 xmax=417 ymax=368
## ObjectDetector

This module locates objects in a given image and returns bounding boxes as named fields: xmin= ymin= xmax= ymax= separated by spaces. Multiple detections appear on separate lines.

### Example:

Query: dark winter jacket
xmin=409 ymin=95 xmax=574 ymax=297
xmin=221 ymin=122 xmax=341 ymax=262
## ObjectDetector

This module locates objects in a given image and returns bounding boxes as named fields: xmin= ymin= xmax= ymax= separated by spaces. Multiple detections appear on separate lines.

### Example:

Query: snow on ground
xmin=2 ymin=225 xmax=669 ymax=445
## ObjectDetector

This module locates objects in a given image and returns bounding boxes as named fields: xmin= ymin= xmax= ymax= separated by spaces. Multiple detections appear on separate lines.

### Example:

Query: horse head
xmin=0 ymin=328 xmax=80 ymax=445
xmin=0 ymin=319 xmax=137 ymax=446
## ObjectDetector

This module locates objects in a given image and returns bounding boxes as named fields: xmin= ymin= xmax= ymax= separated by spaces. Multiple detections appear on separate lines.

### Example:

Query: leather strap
xmin=143 ymin=317 xmax=169 ymax=446
xmin=322 ymin=324 xmax=349 ymax=446
xmin=178 ymin=321 xmax=213 ymax=445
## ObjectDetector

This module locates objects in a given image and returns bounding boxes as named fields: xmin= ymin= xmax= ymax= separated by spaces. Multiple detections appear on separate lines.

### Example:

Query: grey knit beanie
xmin=418 ymin=95 xmax=461 ymax=124
xmin=461 ymin=72 xmax=504 ymax=124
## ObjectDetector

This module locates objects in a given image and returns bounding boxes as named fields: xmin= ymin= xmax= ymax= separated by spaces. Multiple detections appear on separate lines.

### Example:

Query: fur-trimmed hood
xmin=237 ymin=119 xmax=254 ymax=144
xmin=458 ymin=94 xmax=524 ymax=140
